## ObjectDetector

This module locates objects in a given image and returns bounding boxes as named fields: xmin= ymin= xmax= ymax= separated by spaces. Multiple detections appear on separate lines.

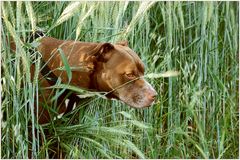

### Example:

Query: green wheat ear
xmin=145 ymin=71 xmax=180 ymax=79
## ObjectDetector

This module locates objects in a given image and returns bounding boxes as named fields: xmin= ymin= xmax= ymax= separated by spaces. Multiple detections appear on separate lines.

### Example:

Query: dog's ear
xmin=99 ymin=43 xmax=114 ymax=54
xmin=116 ymin=41 xmax=128 ymax=46
xmin=92 ymin=43 xmax=114 ymax=62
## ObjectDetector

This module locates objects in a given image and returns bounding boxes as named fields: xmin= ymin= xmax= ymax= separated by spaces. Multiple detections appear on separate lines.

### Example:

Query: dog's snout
xmin=150 ymin=93 xmax=157 ymax=100
xmin=146 ymin=90 xmax=157 ymax=101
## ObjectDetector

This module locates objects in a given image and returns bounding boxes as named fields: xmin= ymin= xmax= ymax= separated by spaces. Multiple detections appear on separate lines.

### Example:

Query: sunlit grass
xmin=1 ymin=1 xmax=239 ymax=159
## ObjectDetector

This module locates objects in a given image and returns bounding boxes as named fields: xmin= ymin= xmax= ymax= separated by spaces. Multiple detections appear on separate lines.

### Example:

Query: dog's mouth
xmin=105 ymin=92 xmax=120 ymax=100
xmin=118 ymin=93 xmax=156 ymax=108
xmin=106 ymin=94 xmax=155 ymax=108
xmin=104 ymin=80 xmax=157 ymax=108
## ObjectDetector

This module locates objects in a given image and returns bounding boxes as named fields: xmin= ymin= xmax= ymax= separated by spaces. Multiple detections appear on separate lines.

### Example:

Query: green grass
xmin=1 ymin=1 xmax=239 ymax=159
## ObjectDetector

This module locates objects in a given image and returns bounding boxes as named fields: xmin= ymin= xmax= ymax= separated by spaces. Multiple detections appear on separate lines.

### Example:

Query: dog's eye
xmin=125 ymin=73 xmax=136 ymax=79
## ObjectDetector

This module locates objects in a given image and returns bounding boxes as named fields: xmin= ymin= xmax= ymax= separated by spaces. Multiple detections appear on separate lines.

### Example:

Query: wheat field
xmin=1 ymin=1 xmax=239 ymax=159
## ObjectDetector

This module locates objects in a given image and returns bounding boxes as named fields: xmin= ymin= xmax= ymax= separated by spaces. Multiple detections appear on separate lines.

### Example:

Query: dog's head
xmin=93 ymin=41 xmax=157 ymax=108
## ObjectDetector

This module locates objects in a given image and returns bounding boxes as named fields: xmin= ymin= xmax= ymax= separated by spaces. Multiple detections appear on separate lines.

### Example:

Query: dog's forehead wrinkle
xmin=113 ymin=46 xmax=144 ymax=72
xmin=114 ymin=45 xmax=132 ymax=58
xmin=117 ymin=46 xmax=145 ymax=73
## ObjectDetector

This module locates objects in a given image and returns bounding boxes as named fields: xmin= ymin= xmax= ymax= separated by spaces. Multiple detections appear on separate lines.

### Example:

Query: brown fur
xmin=12 ymin=36 xmax=157 ymax=124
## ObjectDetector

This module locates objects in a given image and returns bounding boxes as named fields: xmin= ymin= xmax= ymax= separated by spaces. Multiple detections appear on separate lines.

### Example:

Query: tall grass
xmin=1 ymin=1 xmax=239 ymax=159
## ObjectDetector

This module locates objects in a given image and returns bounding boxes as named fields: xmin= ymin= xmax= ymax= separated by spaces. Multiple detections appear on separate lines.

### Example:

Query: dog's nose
xmin=147 ymin=90 xmax=157 ymax=101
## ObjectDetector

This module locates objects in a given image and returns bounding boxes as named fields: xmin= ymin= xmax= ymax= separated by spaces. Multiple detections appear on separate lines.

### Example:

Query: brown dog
xmin=16 ymin=36 xmax=157 ymax=123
